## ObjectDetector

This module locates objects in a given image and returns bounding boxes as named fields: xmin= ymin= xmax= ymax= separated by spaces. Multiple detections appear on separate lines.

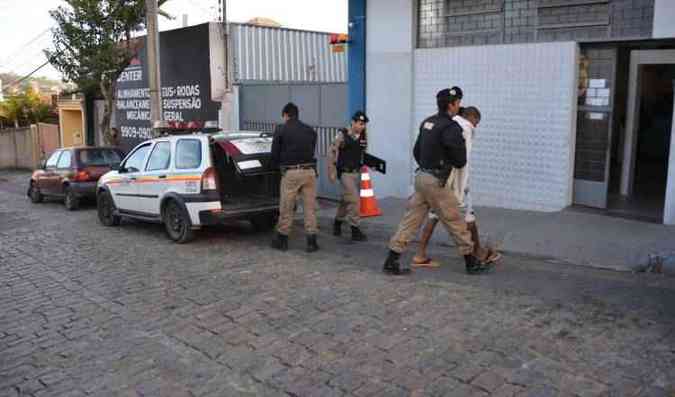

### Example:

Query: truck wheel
xmin=97 ymin=191 xmax=120 ymax=226
xmin=250 ymin=213 xmax=277 ymax=231
xmin=28 ymin=182 xmax=43 ymax=203
xmin=163 ymin=200 xmax=195 ymax=244
xmin=64 ymin=187 xmax=79 ymax=211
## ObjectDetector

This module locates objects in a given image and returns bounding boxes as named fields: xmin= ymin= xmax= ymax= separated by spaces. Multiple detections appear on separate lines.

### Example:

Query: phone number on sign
xmin=120 ymin=126 xmax=153 ymax=139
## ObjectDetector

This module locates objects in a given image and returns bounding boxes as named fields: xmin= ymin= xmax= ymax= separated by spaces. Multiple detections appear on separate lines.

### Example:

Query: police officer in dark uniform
xmin=383 ymin=87 xmax=492 ymax=275
xmin=328 ymin=111 xmax=369 ymax=241
xmin=271 ymin=102 xmax=320 ymax=252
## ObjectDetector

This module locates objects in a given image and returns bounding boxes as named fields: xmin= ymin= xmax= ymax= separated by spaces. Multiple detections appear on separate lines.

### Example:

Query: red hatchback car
xmin=28 ymin=147 xmax=124 ymax=210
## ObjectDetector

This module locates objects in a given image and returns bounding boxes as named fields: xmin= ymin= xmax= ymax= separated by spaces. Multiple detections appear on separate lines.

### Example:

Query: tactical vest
xmin=337 ymin=129 xmax=365 ymax=171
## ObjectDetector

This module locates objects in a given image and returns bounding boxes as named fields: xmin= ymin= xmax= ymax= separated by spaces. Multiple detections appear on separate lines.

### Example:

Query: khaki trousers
xmin=277 ymin=168 xmax=318 ymax=235
xmin=335 ymin=172 xmax=360 ymax=227
xmin=389 ymin=172 xmax=474 ymax=256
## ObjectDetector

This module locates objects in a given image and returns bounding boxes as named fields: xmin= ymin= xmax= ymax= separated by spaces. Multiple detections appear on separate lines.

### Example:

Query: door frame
xmin=666 ymin=81 xmax=675 ymax=224
xmin=621 ymin=49 xmax=675 ymax=224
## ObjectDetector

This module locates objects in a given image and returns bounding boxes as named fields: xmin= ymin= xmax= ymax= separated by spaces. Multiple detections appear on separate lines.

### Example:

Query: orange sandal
xmin=411 ymin=256 xmax=441 ymax=268
xmin=481 ymin=249 xmax=502 ymax=264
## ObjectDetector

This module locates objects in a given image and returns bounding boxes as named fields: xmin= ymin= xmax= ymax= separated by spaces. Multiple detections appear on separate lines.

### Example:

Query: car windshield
xmin=78 ymin=149 xmax=122 ymax=167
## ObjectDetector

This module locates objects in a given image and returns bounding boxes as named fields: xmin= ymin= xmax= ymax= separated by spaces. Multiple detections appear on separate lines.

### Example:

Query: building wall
xmin=365 ymin=0 xmax=416 ymax=198
xmin=414 ymin=42 xmax=578 ymax=211
xmin=34 ymin=123 xmax=59 ymax=160
xmin=0 ymin=127 xmax=48 ymax=170
xmin=60 ymin=109 xmax=84 ymax=148
xmin=0 ymin=128 xmax=34 ymax=169
xmin=417 ymin=0 xmax=655 ymax=49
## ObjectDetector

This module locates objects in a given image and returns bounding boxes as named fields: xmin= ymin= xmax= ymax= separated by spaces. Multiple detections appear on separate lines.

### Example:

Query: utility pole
xmin=219 ymin=0 xmax=235 ymax=130
xmin=146 ymin=0 xmax=163 ymax=134
xmin=224 ymin=0 xmax=229 ymax=91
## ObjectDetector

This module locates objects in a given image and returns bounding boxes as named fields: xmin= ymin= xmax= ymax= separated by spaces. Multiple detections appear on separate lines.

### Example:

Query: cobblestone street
xmin=1 ymin=170 xmax=675 ymax=397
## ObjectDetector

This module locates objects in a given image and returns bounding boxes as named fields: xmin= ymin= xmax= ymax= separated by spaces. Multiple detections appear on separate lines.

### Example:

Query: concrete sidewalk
xmin=319 ymin=197 xmax=675 ymax=272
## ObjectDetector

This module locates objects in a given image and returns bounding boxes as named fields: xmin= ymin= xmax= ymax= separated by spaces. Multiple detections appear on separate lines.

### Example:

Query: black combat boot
xmin=271 ymin=233 xmax=288 ymax=251
xmin=351 ymin=226 xmax=367 ymax=242
xmin=464 ymin=255 xmax=493 ymax=275
xmin=333 ymin=220 xmax=342 ymax=236
xmin=306 ymin=235 xmax=319 ymax=253
xmin=383 ymin=250 xmax=411 ymax=275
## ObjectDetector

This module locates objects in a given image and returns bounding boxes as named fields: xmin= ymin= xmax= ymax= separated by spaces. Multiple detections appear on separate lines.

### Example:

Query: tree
xmin=0 ymin=96 xmax=25 ymax=128
xmin=0 ymin=88 xmax=57 ymax=128
xmin=45 ymin=1 xmax=164 ymax=145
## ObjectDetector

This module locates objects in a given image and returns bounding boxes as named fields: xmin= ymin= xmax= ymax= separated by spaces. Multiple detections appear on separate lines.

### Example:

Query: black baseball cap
xmin=436 ymin=86 xmax=463 ymax=101
xmin=352 ymin=111 xmax=369 ymax=123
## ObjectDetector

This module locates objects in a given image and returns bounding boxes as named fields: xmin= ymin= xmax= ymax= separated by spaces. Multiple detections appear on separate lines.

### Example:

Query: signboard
xmin=115 ymin=23 xmax=221 ymax=152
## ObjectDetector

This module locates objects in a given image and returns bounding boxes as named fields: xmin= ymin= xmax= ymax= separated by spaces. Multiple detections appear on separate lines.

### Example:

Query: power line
xmin=4 ymin=0 xmax=156 ymax=91
xmin=3 ymin=1 xmax=128 ymax=88
xmin=0 ymin=43 xmax=53 ymax=74
xmin=0 ymin=29 xmax=51 ymax=69
xmin=5 ymin=60 xmax=52 ymax=89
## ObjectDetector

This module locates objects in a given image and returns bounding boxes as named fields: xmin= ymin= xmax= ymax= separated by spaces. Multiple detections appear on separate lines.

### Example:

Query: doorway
xmin=619 ymin=50 xmax=675 ymax=224
xmin=609 ymin=64 xmax=674 ymax=221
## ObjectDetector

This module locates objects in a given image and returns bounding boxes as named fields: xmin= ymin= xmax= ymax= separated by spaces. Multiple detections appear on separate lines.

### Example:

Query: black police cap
xmin=436 ymin=86 xmax=463 ymax=101
xmin=352 ymin=111 xmax=369 ymax=123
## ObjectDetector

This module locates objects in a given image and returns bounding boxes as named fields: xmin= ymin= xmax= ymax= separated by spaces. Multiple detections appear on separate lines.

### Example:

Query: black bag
xmin=363 ymin=153 xmax=386 ymax=174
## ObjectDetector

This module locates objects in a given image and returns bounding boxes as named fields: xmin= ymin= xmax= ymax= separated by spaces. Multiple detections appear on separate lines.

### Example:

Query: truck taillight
xmin=74 ymin=171 xmax=91 ymax=182
xmin=201 ymin=167 xmax=217 ymax=191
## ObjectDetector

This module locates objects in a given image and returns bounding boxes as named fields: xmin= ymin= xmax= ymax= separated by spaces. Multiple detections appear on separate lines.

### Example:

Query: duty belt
xmin=282 ymin=163 xmax=316 ymax=171
xmin=418 ymin=167 xmax=445 ymax=175
xmin=417 ymin=167 xmax=451 ymax=187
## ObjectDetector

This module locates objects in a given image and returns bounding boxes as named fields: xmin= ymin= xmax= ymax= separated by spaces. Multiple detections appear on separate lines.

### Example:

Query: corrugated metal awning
xmin=231 ymin=23 xmax=348 ymax=83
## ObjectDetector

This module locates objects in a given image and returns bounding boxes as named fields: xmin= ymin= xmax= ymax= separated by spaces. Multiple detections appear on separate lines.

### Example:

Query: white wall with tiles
xmin=414 ymin=42 xmax=579 ymax=211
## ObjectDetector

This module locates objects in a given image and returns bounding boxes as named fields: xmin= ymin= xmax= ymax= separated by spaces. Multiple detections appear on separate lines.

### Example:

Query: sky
xmin=0 ymin=0 xmax=348 ymax=83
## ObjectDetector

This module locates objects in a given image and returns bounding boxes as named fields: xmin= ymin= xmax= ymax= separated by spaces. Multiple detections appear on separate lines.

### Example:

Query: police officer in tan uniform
xmin=328 ymin=111 xmax=369 ymax=242
xmin=382 ymin=87 xmax=493 ymax=275
xmin=270 ymin=103 xmax=320 ymax=253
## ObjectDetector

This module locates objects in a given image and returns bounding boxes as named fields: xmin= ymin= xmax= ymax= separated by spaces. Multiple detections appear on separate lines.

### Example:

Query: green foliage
xmin=45 ymin=0 xmax=148 ymax=94
xmin=45 ymin=0 xmax=169 ymax=144
xmin=0 ymin=88 xmax=56 ymax=128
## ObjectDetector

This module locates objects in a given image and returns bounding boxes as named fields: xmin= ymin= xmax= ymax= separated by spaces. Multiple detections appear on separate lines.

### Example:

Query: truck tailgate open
xmin=210 ymin=132 xmax=281 ymax=217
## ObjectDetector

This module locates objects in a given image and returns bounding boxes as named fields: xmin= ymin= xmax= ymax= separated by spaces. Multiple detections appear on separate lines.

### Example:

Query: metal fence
xmin=241 ymin=120 xmax=342 ymax=200
xmin=238 ymin=82 xmax=348 ymax=200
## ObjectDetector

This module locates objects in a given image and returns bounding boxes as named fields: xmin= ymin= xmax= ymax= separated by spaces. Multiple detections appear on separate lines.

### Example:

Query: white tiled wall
xmin=414 ymin=42 xmax=578 ymax=211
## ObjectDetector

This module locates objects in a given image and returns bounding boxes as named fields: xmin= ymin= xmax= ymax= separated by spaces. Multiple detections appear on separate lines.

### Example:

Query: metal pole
xmin=224 ymin=0 xmax=228 ymax=91
xmin=146 ymin=0 xmax=163 ymax=134
xmin=348 ymin=0 xmax=366 ymax=116
xmin=220 ymin=0 xmax=234 ymax=130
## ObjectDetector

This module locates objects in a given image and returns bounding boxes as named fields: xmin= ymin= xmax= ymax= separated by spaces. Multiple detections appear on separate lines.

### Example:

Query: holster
xmin=431 ymin=168 xmax=452 ymax=187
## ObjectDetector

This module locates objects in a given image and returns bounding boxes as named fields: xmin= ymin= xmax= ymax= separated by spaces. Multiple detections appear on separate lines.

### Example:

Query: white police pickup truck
xmin=96 ymin=131 xmax=280 ymax=243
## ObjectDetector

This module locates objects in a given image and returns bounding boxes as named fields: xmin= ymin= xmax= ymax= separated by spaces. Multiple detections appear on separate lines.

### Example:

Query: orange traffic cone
xmin=360 ymin=166 xmax=382 ymax=217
